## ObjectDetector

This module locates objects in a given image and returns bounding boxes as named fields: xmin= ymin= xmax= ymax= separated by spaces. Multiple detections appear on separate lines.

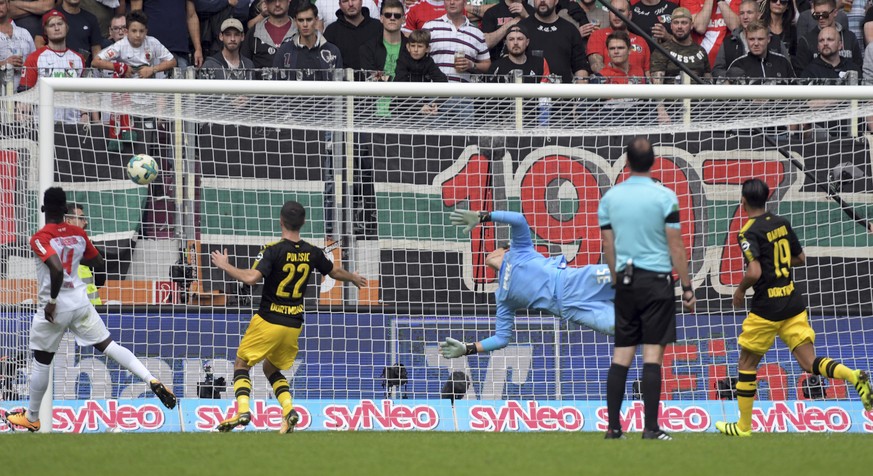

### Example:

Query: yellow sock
xmin=736 ymin=370 xmax=757 ymax=432
xmin=270 ymin=374 xmax=294 ymax=416
xmin=814 ymin=357 xmax=855 ymax=383
xmin=233 ymin=370 xmax=252 ymax=415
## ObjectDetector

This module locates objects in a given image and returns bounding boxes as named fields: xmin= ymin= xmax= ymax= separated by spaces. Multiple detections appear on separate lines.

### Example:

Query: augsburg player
xmin=210 ymin=201 xmax=366 ymax=433
xmin=716 ymin=179 xmax=873 ymax=437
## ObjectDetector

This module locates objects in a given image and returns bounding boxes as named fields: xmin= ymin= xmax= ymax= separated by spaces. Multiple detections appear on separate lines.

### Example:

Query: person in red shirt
xmin=2 ymin=188 xmax=176 ymax=433
xmin=18 ymin=9 xmax=85 ymax=124
xmin=403 ymin=0 xmax=446 ymax=35
xmin=598 ymin=30 xmax=647 ymax=83
xmin=587 ymin=0 xmax=650 ymax=75
xmin=681 ymin=0 xmax=740 ymax=66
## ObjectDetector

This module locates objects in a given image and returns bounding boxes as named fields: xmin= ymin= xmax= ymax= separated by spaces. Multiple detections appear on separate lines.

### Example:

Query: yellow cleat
xmin=216 ymin=411 xmax=250 ymax=432
xmin=278 ymin=409 xmax=300 ymax=434
xmin=852 ymin=370 xmax=873 ymax=411
xmin=716 ymin=421 xmax=752 ymax=437
xmin=4 ymin=411 xmax=41 ymax=432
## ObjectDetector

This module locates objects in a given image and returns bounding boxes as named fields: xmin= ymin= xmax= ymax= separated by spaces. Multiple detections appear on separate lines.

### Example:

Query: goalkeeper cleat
xmin=642 ymin=428 xmax=673 ymax=441
xmin=852 ymin=370 xmax=873 ymax=411
xmin=4 ymin=411 xmax=40 ymax=432
xmin=604 ymin=428 xmax=626 ymax=440
xmin=715 ymin=421 xmax=752 ymax=437
xmin=150 ymin=380 xmax=177 ymax=409
xmin=279 ymin=409 xmax=300 ymax=434
xmin=217 ymin=412 xmax=251 ymax=433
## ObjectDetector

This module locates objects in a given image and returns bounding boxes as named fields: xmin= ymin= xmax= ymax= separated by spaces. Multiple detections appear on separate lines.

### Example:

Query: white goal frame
xmin=30 ymin=77 xmax=873 ymax=432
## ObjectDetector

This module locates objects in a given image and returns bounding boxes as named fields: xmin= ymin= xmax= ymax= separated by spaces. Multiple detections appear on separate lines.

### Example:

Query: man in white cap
xmin=200 ymin=17 xmax=254 ymax=79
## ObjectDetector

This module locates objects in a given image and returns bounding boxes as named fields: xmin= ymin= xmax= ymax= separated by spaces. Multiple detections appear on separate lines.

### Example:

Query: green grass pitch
xmin=2 ymin=432 xmax=870 ymax=475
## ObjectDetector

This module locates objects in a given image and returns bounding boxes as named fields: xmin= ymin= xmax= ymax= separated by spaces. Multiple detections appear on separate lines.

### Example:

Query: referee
xmin=597 ymin=137 xmax=695 ymax=440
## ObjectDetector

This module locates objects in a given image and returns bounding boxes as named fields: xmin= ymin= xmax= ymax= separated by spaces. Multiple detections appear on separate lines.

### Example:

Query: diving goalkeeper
xmin=439 ymin=210 xmax=615 ymax=359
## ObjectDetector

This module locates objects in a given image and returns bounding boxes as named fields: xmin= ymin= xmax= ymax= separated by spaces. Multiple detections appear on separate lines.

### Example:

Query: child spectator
xmin=393 ymin=29 xmax=446 ymax=115
xmin=91 ymin=10 xmax=176 ymax=150
xmin=393 ymin=28 xmax=446 ymax=82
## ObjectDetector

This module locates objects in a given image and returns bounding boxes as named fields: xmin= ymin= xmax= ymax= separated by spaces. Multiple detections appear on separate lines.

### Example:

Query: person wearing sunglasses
xmin=795 ymin=0 xmax=861 ymax=72
xmin=796 ymin=0 xmax=849 ymax=41
xmin=761 ymin=0 xmax=797 ymax=56
xmin=360 ymin=0 xmax=408 ymax=80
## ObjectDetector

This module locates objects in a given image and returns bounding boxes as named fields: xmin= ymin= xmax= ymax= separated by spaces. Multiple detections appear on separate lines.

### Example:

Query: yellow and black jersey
xmin=737 ymin=211 xmax=806 ymax=321
xmin=253 ymin=239 xmax=334 ymax=327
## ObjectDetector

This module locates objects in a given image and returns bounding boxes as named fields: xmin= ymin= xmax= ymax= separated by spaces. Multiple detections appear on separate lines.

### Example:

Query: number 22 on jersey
xmin=277 ymin=263 xmax=311 ymax=298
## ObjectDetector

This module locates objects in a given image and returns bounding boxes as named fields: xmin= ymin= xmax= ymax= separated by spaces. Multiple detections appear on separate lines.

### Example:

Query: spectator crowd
xmin=3 ymin=0 xmax=873 ymax=121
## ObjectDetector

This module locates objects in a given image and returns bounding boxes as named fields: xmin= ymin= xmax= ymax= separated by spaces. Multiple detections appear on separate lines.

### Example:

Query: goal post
xmin=0 ymin=76 xmax=871 ymax=433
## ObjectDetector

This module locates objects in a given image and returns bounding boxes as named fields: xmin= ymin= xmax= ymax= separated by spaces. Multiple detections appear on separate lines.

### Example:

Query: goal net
xmin=1 ymin=75 xmax=871 ymax=433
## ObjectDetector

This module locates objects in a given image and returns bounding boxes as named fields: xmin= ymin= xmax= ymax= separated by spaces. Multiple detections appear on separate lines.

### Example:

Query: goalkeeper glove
xmin=450 ymin=210 xmax=491 ymax=234
xmin=439 ymin=337 xmax=477 ymax=359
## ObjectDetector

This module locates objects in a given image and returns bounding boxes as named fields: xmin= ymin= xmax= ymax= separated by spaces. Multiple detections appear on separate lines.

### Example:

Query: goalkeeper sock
xmin=606 ymin=363 xmax=629 ymax=431
xmin=736 ymin=370 xmax=757 ymax=432
xmin=27 ymin=359 xmax=51 ymax=420
xmin=102 ymin=341 xmax=156 ymax=383
xmin=268 ymin=371 xmax=294 ymax=416
xmin=813 ymin=356 xmax=855 ymax=383
xmin=233 ymin=369 xmax=252 ymax=415
xmin=642 ymin=363 xmax=661 ymax=431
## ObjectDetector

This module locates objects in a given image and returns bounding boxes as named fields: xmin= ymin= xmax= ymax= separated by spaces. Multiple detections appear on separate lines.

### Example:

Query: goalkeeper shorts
xmin=237 ymin=314 xmax=302 ymax=370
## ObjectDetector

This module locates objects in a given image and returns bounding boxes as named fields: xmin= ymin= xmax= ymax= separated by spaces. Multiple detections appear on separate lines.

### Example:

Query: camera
xmin=197 ymin=364 xmax=226 ymax=399
xmin=716 ymin=377 xmax=738 ymax=400
xmin=170 ymin=259 xmax=195 ymax=304
xmin=380 ymin=363 xmax=408 ymax=399
xmin=801 ymin=375 xmax=827 ymax=400
xmin=441 ymin=371 xmax=470 ymax=403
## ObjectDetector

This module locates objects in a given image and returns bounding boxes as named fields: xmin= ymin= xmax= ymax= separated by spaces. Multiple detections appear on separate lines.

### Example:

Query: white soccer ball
xmin=127 ymin=153 xmax=159 ymax=185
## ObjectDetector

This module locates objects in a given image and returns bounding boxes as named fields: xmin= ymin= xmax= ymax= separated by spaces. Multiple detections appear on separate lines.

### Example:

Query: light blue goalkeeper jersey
xmin=480 ymin=211 xmax=615 ymax=352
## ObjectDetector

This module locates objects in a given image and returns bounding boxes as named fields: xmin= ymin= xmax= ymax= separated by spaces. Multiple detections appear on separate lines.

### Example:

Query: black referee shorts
xmin=614 ymin=268 xmax=677 ymax=347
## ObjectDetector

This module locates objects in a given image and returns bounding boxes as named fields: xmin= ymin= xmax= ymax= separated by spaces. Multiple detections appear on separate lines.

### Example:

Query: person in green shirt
xmin=359 ymin=0 xmax=407 ymax=115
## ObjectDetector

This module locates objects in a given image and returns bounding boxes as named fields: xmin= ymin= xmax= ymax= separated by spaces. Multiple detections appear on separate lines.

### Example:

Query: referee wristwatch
xmin=681 ymin=284 xmax=693 ymax=299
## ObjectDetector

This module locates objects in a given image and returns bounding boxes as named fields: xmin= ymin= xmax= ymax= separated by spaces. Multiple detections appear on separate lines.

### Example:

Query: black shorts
xmin=614 ymin=268 xmax=676 ymax=347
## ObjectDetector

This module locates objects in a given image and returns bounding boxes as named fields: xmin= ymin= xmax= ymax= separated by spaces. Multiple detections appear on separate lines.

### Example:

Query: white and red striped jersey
xmin=97 ymin=36 xmax=174 ymax=78
xmin=30 ymin=223 xmax=99 ymax=310
xmin=20 ymin=46 xmax=84 ymax=123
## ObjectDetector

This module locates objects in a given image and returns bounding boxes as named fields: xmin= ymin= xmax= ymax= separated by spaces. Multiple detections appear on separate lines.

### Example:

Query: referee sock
xmin=233 ymin=369 xmax=253 ymax=415
xmin=26 ymin=360 xmax=51 ymax=421
xmin=268 ymin=371 xmax=294 ymax=416
xmin=642 ymin=363 xmax=662 ymax=432
xmin=102 ymin=341 xmax=156 ymax=383
xmin=813 ymin=356 xmax=856 ymax=383
xmin=606 ymin=363 xmax=629 ymax=431
xmin=736 ymin=370 xmax=758 ymax=433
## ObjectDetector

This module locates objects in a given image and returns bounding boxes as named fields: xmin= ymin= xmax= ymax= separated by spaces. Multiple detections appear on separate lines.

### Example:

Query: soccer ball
xmin=127 ymin=154 xmax=159 ymax=185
